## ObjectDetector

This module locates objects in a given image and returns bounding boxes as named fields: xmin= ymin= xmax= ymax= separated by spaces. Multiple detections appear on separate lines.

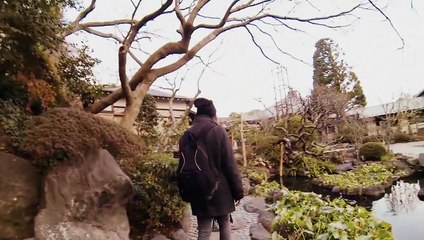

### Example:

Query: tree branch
xmin=66 ymin=0 xmax=96 ymax=36
xmin=193 ymin=0 xmax=240 ymax=30
xmin=187 ymin=0 xmax=211 ymax=25
xmin=244 ymin=26 xmax=279 ymax=65
xmin=118 ymin=46 xmax=132 ymax=105
xmin=367 ymin=0 xmax=405 ymax=49
xmin=82 ymin=27 xmax=143 ymax=65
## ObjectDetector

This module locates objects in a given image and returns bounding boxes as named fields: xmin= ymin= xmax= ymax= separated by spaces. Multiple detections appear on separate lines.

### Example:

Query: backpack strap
xmin=189 ymin=123 xmax=217 ymax=141
xmin=189 ymin=123 xmax=220 ymax=173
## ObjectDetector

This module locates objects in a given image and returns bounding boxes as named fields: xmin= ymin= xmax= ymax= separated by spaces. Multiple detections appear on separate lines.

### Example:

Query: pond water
xmin=281 ymin=170 xmax=424 ymax=240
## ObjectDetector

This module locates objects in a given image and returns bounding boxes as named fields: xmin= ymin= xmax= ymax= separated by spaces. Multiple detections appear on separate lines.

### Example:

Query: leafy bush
xmin=19 ymin=108 xmax=144 ymax=173
xmin=0 ymin=100 xmax=29 ymax=148
xmin=359 ymin=142 xmax=386 ymax=161
xmin=272 ymin=115 xmax=318 ymax=150
xmin=269 ymin=190 xmax=394 ymax=239
xmin=0 ymin=76 xmax=27 ymax=104
xmin=247 ymin=131 xmax=280 ymax=165
xmin=393 ymin=132 xmax=413 ymax=143
xmin=128 ymin=152 xmax=186 ymax=232
xmin=247 ymin=170 xmax=269 ymax=185
xmin=286 ymin=155 xmax=335 ymax=178
xmin=318 ymin=163 xmax=405 ymax=190
xmin=254 ymin=180 xmax=281 ymax=197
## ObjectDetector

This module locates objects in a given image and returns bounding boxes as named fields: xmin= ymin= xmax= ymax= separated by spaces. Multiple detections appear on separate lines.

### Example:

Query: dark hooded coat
xmin=179 ymin=115 xmax=244 ymax=217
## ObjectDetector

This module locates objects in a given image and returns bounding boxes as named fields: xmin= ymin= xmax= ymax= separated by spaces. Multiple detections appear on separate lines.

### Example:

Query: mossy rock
xmin=18 ymin=107 xmax=145 ymax=174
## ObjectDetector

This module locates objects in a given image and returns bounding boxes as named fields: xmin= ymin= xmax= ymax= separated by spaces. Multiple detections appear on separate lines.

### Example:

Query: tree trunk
xmin=240 ymin=114 xmax=247 ymax=167
xmin=120 ymin=83 xmax=149 ymax=131
xmin=280 ymin=143 xmax=285 ymax=178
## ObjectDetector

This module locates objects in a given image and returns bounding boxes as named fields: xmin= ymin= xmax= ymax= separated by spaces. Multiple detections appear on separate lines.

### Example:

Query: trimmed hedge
xmin=359 ymin=142 xmax=386 ymax=161
xmin=19 ymin=107 xmax=145 ymax=173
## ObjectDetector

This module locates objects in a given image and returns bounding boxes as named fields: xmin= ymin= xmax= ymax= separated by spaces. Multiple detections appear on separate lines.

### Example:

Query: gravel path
xmin=187 ymin=196 xmax=258 ymax=240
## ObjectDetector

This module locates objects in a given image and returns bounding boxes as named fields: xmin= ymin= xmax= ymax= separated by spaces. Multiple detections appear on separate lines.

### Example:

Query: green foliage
xmin=254 ymin=180 xmax=281 ymax=197
xmin=18 ymin=108 xmax=144 ymax=172
xmin=318 ymin=163 xmax=405 ymax=190
xmin=269 ymin=190 xmax=393 ymax=240
xmin=272 ymin=115 xmax=318 ymax=150
xmin=0 ymin=0 xmax=77 ymax=75
xmin=58 ymin=44 xmax=102 ymax=107
xmin=380 ymin=154 xmax=396 ymax=161
xmin=313 ymin=38 xmax=366 ymax=108
xmin=135 ymin=94 xmax=159 ymax=147
xmin=287 ymin=155 xmax=335 ymax=178
xmin=128 ymin=152 xmax=186 ymax=231
xmin=248 ymin=170 xmax=269 ymax=185
xmin=392 ymin=132 xmax=413 ymax=143
xmin=1 ymin=1 xmax=101 ymax=111
xmin=247 ymin=130 xmax=280 ymax=166
xmin=0 ymin=100 xmax=29 ymax=148
xmin=359 ymin=142 xmax=386 ymax=161
xmin=0 ymin=76 xmax=27 ymax=104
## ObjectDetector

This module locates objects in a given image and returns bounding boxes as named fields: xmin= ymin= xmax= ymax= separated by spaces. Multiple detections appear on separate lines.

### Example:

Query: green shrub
xmin=269 ymin=189 xmax=394 ymax=239
xmin=359 ymin=142 xmax=386 ymax=161
xmin=248 ymin=132 xmax=280 ymax=164
xmin=128 ymin=152 xmax=186 ymax=232
xmin=18 ymin=108 xmax=144 ymax=173
xmin=247 ymin=170 xmax=268 ymax=185
xmin=393 ymin=132 xmax=413 ymax=143
xmin=286 ymin=155 xmax=335 ymax=178
xmin=254 ymin=180 xmax=281 ymax=197
xmin=272 ymin=115 xmax=318 ymax=150
xmin=0 ymin=100 xmax=29 ymax=148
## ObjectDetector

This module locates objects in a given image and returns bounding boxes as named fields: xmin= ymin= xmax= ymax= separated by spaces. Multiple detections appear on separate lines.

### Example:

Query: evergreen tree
xmin=0 ymin=0 xmax=100 ymax=112
xmin=312 ymin=38 xmax=366 ymax=108
xmin=135 ymin=94 xmax=159 ymax=147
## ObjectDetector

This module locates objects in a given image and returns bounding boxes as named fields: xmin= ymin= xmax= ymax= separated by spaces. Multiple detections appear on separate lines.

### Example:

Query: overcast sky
xmin=65 ymin=0 xmax=424 ymax=117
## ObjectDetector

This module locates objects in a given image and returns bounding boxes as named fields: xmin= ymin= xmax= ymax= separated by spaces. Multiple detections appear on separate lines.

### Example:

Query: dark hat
xmin=194 ymin=98 xmax=216 ymax=117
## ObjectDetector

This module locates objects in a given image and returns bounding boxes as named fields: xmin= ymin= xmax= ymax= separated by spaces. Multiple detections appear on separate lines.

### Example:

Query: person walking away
xmin=177 ymin=98 xmax=244 ymax=240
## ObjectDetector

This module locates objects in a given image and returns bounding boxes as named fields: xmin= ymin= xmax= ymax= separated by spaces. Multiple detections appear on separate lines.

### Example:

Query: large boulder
xmin=0 ymin=152 xmax=41 ymax=239
xmin=34 ymin=149 xmax=133 ymax=240
xmin=244 ymin=197 xmax=266 ymax=213
xmin=250 ymin=223 xmax=271 ymax=240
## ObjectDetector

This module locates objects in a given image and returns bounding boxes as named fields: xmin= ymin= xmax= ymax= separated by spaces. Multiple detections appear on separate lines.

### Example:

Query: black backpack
xmin=177 ymin=124 xmax=219 ymax=202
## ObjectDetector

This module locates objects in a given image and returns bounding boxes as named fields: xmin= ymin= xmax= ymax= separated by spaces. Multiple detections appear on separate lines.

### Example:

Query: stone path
xmin=390 ymin=141 xmax=424 ymax=166
xmin=187 ymin=196 xmax=259 ymax=240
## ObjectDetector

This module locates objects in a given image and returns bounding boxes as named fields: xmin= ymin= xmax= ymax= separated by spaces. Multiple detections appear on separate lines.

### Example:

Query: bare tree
xmin=65 ymin=0 xmax=404 ymax=130
xmin=306 ymin=84 xmax=350 ymax=136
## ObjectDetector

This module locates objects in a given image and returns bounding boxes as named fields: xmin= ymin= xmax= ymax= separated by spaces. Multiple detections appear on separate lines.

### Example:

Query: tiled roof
xmin=348 ymin=96 xmax=424 ymax=118
xmin=103 ymin=86 xmax=191 ymax=100
xmin=415 ymin=89 xmax=424 ymax=98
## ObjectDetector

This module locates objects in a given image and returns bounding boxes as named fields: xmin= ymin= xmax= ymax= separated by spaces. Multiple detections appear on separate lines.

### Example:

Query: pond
xmin=281 ymin=170 xmax=424 ymax=240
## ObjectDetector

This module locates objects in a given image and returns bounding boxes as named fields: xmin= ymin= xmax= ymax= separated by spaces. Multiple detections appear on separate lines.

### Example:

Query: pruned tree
xmin=313 ymin=38 xmax=367 ymax=108
xmin=64 ymin=0 xmax=402 ymax=130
